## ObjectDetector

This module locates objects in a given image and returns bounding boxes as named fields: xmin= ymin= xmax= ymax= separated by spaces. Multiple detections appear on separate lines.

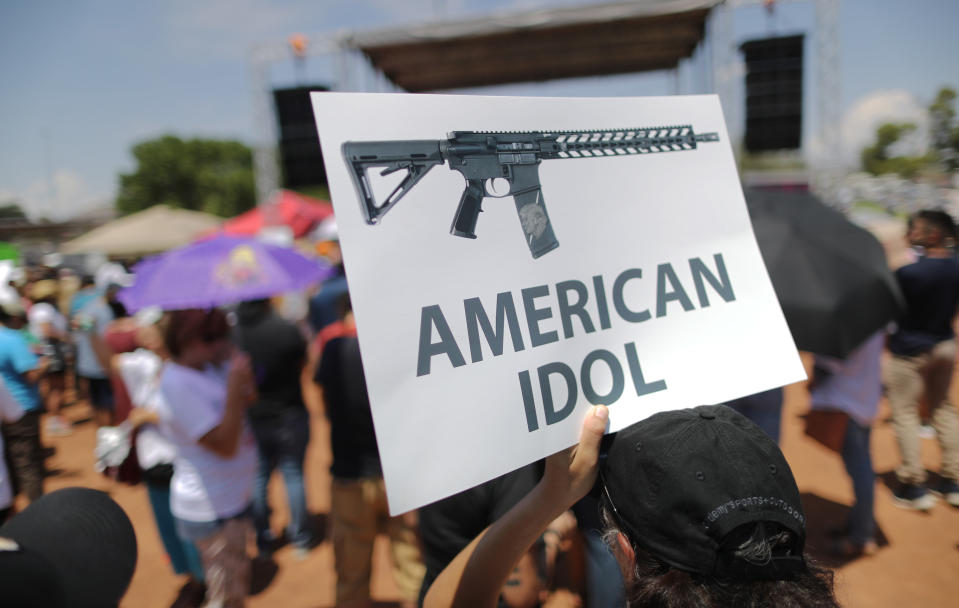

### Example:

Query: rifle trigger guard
xmin=485 ymin=183 xmax=540 ymax=199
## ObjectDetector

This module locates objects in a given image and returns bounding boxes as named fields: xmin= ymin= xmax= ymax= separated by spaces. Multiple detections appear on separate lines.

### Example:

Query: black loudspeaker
xmin=740 ymin=35 xmax=804 ymax=152
xmin=273 ymin=86 xmax=328 ymax=187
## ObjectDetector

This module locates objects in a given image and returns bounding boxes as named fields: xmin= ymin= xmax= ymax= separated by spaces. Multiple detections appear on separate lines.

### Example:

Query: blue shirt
xmin=69 ymin=287 xmax=101 ymax=318
xmin=0 ymin=326 xmax=41 ymax=412
xmin=73 ymin=298 xmax=114 ymax=378
xmin=308 ymin=274 xmax=348 ymax=333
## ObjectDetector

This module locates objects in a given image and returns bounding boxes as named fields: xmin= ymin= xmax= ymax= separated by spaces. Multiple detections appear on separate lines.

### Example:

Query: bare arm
xmin=23 ymin=358 xmax=50 ymax=384
xmin=109 ymin=354 xmax=123 ymax=377
xmin=127 ymin=407 xmax=160 ymax=428
xmin=424 ymin=405 xmax=608 ymax=608
xmin=39 ymin=320 xmax=69 ymax=342
xmin=197 ymin=352 xmax=257 ymax=458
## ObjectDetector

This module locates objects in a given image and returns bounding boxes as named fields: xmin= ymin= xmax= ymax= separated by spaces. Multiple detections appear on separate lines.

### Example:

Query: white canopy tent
xmin=60 ymin=205 xmax=223 ymax=257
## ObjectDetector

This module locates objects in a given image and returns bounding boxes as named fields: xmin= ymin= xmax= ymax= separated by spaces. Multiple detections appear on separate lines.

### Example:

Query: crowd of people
xmin=1 ymin=208 xmax=958 ymax=607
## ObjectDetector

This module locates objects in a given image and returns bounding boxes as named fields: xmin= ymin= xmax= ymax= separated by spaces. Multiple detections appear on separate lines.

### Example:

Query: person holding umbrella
xmin=742 ymin=188 xmax=905 ymax=548
xmin=157 ymin=308 xmax=258 ymax=608
xmin=885 ymin=209 xmax=959 ymax=510
xmin=114 ymin=235 xmax=333 ymax=606
xmin=809 ymin=330 xmax=885 ymax=557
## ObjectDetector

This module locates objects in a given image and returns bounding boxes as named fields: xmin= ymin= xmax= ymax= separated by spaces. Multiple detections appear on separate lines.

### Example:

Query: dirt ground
xmin=15 ymin=361 xmax=959 ymax=608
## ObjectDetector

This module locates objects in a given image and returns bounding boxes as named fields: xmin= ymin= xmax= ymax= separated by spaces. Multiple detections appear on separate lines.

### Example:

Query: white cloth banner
xmin=312 ymin=93 xmax=805 ymax=514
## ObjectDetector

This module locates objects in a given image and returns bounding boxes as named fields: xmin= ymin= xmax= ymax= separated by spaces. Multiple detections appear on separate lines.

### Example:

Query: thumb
xmin=573 ymin=405 xmax=608 ymax=469
xmin=570 ymin=405 xmax=609 ymax=482
xmin=560 ymin=405 xmax=609 ymax=503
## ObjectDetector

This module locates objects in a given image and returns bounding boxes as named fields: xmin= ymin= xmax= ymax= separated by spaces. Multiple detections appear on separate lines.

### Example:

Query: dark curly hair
xmin=599 ymin=506 xmax=839 ymax=607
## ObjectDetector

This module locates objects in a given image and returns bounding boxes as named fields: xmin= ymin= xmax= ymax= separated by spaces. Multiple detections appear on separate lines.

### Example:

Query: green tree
xmin=0 ymin=201 xmax=28 ymax=220
xmin=929 ymin=86 xmax=959 ymax=171
xmin=860 ymin=122 xmax=930 ymax=178
xmin=116 ymin=135 xmax=256 ymax=217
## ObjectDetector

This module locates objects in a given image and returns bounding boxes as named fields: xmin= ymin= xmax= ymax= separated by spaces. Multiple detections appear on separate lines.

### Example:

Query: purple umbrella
xmin=118 ymin=235 xmax=334 ymax=311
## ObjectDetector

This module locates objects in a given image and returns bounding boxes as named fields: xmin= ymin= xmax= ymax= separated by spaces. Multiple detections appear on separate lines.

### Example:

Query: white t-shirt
xmin=0 ymin=377 xmax=24 ymax=509
xmin=157 ymin=361 xmax=257 ymax=522
xmin=116 ymin=349 xmax=177 ymax=470
xmin=27 ymin=302 xmax=67 ymax=339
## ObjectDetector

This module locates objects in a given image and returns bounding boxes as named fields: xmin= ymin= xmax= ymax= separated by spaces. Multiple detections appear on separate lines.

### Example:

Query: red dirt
xmin=16 ymin=361 xmax=959 ymax=608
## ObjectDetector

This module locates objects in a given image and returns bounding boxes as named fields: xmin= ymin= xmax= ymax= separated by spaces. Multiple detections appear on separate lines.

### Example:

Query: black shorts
xmin=84 ymin=377 xmax=115 ymax=412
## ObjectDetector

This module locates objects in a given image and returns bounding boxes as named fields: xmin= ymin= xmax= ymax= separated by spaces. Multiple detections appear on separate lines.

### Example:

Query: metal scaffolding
xmin=248 ymin=0 xmax=841 ymax=204
xmin=812 ymin=0 xmax=843 ymax=202
xmin=710 ymin=0 xmax=842 ymax=198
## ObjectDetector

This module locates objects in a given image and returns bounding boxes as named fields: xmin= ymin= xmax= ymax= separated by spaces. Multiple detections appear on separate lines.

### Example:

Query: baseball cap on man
xmin=601 ymin=404 xmax=806 ymax=581
xmin=0 ymin=487 xmax=137 ymax=607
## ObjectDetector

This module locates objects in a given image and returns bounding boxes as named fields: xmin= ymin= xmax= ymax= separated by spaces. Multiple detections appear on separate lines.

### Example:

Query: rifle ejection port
xmin=497 ymin=153 xmax=538 ymax=164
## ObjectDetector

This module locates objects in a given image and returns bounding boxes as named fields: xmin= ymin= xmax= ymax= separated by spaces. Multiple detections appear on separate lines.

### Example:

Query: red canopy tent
xmin=221 ymin=190 xmax=333 ymax=238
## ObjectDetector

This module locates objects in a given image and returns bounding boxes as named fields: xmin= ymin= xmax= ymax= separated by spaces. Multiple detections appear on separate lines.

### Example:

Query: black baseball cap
xmin=0 ymin=487 xmax=138 ymax=607
xmin=601 ymin=405 xmax=806 ymax=581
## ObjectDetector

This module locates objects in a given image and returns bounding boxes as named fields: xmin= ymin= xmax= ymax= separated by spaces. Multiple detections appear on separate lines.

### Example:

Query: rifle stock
xmin=342 ymin=140 xmax=444 ymax=224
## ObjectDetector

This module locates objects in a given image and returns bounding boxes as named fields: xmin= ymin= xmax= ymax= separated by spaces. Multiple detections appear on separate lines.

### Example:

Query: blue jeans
xmin=250 ymin=408 xmax=312 ymax=550
xmin=841 ymin=418 xmax=875 ymax=544
xmin=145 ymin=481 xmax=204 ymax=580
xmin=725 ymin=387 xmax=784 ymax=443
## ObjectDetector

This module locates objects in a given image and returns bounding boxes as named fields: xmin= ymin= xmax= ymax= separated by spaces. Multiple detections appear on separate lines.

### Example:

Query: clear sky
xmin=1 ymin=0 xmax=957 ymax=220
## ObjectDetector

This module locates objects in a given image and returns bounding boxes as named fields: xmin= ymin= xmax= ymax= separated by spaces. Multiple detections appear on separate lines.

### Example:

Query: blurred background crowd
xmin=1 ymin=1 xmax=958 ymax=607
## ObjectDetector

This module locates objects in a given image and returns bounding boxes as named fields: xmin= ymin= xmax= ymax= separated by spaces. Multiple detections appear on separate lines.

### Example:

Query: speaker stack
xmin=273 ymin=86 xmax=328 ymax=187
xmin=740 ymin=35 xmax=804 ymax=152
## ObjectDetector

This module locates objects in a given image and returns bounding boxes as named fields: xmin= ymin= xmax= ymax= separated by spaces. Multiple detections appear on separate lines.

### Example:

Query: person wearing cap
xmin=0 ymin=300 xmax=49 ymax=502
xmin=424 ymin=405 xmax=839 ymax=608
xmin=0 ymin=487 xmax=137 ymax=607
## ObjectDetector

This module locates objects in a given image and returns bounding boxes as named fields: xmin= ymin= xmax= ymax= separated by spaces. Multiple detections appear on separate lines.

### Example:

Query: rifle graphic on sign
xmin=343 ymin=126 xmax=719 ymax=258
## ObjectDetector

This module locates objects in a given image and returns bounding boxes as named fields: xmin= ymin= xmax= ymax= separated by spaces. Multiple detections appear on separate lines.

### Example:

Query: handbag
xmin=804 ymin=409 xmax=848 ymax=453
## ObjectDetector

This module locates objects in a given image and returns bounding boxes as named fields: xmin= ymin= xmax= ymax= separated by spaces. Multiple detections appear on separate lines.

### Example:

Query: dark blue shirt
xmin=888 ymin=256 xmax=959 ymax=356
xmin=308 ymin=274 xmax=348 ymax=334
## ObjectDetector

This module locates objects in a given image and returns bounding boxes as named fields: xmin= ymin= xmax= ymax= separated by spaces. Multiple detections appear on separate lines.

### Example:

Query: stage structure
xmin=249 ymin=0 xmax=840 ymax=204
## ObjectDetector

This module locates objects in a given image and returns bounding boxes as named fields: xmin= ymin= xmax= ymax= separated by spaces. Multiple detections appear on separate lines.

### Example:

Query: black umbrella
xmin=744 ymin=187 xmax=904 ymax=358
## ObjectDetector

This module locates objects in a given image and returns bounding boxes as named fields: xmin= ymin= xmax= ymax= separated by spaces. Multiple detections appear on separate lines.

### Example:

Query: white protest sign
xmin=311 ymin=93 xmax=805 ymax=514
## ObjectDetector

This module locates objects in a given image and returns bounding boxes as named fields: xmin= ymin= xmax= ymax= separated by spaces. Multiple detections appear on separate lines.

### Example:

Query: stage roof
xmin=343 ymin=0 xmax=721 ymax=92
